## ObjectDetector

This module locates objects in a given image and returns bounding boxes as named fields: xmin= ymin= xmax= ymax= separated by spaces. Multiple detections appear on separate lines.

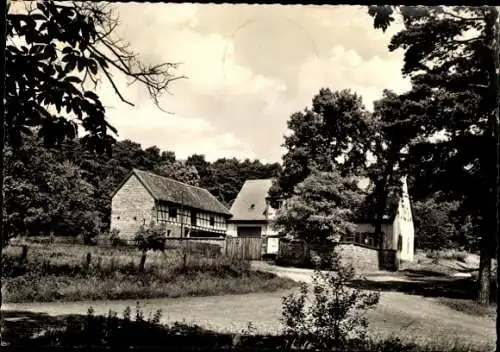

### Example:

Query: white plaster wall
xmin=227 ymin=223 xmax=238 ymax=237
xmin=392 ymin=177 xmax=415 ymax=262
xmin=226 ymin=221 xmax=277 ymax=237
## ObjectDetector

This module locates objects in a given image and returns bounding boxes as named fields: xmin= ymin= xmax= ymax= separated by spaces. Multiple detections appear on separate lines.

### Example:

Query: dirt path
xmin=251 ymin=261 xmax=495 ymax=345
xmin=2 ymin=262 xmax=495 ymax=346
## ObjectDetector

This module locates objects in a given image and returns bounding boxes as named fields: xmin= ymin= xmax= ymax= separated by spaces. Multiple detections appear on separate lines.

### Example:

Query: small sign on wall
xmin=267 ymin=237 xmax=279 ymax=254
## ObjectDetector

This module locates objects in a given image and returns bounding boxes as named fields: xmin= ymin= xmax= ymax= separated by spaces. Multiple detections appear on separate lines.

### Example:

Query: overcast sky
xmin=30 ymin=3 xmax=413 ymax=163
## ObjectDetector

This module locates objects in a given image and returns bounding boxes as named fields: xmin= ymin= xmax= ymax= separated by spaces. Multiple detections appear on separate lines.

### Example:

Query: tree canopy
xmin=367 ymin=5 xmax=499 ymax=304
xmin=6 ymin=1 xmax=184 ymax=151
xmin=269 ymin=88 xmax=372 ymax=202
xmin=274 ymin=169 xmax=364 ymax=247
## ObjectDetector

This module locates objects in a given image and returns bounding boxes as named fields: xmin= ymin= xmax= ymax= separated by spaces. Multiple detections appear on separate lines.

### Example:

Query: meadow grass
xmin=436 ymin=297 xmax=496 ymax=317
xmin=2 ymin=243 xmax=297 ymax=303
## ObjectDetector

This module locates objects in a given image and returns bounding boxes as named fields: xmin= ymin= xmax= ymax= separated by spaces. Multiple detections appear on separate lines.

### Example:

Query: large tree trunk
xmin=0 ymin=1 xmax=7 ymax=345
xmin=477 ymin=6 xmax=499 ymax=309
xmin=491 ymin=6 xmax=500 ymax=352
xmin=478 ymin=229 xmax=492 ymax=305
xmin=373 ymin=146 xmax=399 ymax=249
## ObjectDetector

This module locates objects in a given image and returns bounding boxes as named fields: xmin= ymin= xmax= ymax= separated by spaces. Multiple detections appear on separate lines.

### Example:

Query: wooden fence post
xmin=20 ymin=245 xmax=28 ymax=264
xmin=139 ymin=250 xmax=147 ymax=272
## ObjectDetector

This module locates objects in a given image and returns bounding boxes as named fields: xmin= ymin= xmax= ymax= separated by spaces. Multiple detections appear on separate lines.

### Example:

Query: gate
xmin=225 ymin=236 xmax=263 ymax=260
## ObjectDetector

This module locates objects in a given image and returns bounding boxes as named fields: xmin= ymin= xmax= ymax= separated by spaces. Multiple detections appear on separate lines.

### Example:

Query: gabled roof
xmin=229 ymin=179 xmax=274 ymax=221
xmin=115 ymin=169 xmax=231 ymax=216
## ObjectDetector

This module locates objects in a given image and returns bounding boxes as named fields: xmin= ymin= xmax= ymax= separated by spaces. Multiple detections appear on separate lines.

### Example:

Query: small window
xmin=209 ymin=216 xmax=215 ymax=226
xmin=250 ymin=204 xmax=255 ymax=209
xmin=117 ymin=216 xmax=120 ymax=220
xmin=167 ymin=230 xmax=171 ymax=237
xmin=133 ymin=216 xmax=137 ymax=221
xmin=169 ymin=208 xmax=177 ymax=219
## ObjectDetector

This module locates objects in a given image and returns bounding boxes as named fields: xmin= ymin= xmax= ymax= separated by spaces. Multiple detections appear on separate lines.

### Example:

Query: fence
xmin=9 ymin=235 xmax=264 ymax=260
xmin=224 ymin=236 xmax=263 ymax=260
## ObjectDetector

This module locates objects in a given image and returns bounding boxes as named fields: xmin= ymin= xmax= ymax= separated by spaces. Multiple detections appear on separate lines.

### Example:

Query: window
xmin=209 ymin=216 xmax=215 ymax=226
xmin=191 ymin=211 xmax=197 ymax=226
xmin=167 ymin=230 xmax=171 ymax=237
xmin=169 ymin=207 xmax=178 ymax=219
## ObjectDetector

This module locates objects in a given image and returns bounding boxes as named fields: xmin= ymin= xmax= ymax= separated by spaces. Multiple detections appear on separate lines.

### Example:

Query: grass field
xmin=2 ymin=243 xmax=297 ymax=303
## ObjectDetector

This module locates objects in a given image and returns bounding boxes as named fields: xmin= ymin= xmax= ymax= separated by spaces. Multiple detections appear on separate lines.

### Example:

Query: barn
xmin=110 ymin=169 xmax=232 ymax=241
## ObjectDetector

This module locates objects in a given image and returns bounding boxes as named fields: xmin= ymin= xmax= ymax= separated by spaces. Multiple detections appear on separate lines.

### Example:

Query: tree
xmin=2 ymin=0 xmax=184 ymax=330
xmin=270 ymin=88 xmax=372 ymax=203
xmin=412 ymin=197 xmax=459 ymax=253
xmin=281 ymin=251 xmax=379 ymax=350
xmin=269 ymin=88 xmax=411 ymax=249
xmin=186 ymin=154 xmax=213 ymax=182
xmin=364 ymin=90 xmax=425 ymax=242
xmin=4 ymin=137 xmax=100 ymax=241
xmin=368 ymin=5 xmax=500 ymax=306
xmin=274 ymin=169 xmax=364 ymax=247
xmin=205 ymin=157 xmax=281 ymax=207
xmin=6 ymin=1 xmax=183 ymax=151
xmin=154 ymin=160 xmax=201 ymax=187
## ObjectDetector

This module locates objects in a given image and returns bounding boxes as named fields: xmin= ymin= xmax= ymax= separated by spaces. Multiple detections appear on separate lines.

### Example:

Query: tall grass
xmin=2 ymin=244 xmax=297 ymax=303
xmin=425 ymin=249 xmax=470 ymax=263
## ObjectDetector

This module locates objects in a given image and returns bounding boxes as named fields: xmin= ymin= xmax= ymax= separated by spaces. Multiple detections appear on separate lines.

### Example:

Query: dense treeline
xmin=5 ymin=135 xmax=281 ymax=242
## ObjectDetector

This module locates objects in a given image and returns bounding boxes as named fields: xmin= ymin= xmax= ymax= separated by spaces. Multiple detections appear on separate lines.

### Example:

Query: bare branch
xmin=100 ymin=67 xmax=135 ymax=107
xmin=440 ymin=9 xmax=485 ymax=22
xmin=65 ymin=1 xmax=188 ymax=112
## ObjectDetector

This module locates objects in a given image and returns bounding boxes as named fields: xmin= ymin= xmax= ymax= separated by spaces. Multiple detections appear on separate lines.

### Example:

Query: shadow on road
xmin=349 ymin=275 xmax=478 ymax=300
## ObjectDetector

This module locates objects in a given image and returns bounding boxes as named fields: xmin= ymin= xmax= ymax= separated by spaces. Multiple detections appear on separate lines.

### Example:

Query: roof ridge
xmin=245 ymin=178 xmax=274 ymax=182
xmin=132 ymin=168 xmax=207 ymax=191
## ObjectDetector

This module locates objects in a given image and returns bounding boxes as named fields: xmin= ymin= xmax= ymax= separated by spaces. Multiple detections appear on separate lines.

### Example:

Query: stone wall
xmin=336 ymin=243 xmax=381 ymax=273
xmin=110 ymin=175 xmax=155 ymax=240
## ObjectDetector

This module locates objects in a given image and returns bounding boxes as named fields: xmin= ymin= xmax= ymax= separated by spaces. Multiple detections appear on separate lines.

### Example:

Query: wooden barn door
xmin=225 ymin=236 xmax=263 ymax=260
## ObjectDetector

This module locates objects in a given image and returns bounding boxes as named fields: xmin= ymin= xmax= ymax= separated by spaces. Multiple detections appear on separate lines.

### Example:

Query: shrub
xmin=425 ymin=249 xmax=469 ymax=264
xmin=134 ymin=221 xmax=166 ymax=252
xmin=281 ymin=249 xmax=379 ymax=350
xmin=110 ymin=228 xmax=127 ymax=247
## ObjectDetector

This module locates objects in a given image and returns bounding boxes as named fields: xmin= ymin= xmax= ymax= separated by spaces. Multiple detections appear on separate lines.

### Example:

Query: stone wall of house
xmin=110 ymin=175 xmax=155 ymax=240
xmin=337 ymin=243 xmax=381 ymax=273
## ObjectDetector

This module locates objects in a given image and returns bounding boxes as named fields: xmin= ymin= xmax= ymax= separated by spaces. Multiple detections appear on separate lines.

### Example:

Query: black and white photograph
xmin=1 ymin=2 xmax=499 ymax=351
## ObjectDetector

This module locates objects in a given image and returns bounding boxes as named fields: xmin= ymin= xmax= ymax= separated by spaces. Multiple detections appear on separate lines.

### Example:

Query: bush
xmin=425 ymin=249 xmax=469 ymax=264
xmin=110 ymin=228 xmax=127 ymax=247
xmin=134 ymin=221 xmax=166 ymax=252
xmin=281 ymin=249 xmax=379 ymax=350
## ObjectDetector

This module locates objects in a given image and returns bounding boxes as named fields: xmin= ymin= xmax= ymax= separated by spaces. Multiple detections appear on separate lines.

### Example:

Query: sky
xmin=15 ymin=3 xmax=413 ymax=163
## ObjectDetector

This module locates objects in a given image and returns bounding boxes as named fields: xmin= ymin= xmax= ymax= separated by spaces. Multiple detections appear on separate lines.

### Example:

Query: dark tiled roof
xmin=132 ymin=169 xmax=231 ymax=216
xmin=229 ymin=179 xmax=274 ymax=221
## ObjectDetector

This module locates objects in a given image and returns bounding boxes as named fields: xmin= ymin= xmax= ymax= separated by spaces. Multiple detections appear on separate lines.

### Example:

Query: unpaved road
xmin=3 ymin=262 xmax=495 ymax=346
